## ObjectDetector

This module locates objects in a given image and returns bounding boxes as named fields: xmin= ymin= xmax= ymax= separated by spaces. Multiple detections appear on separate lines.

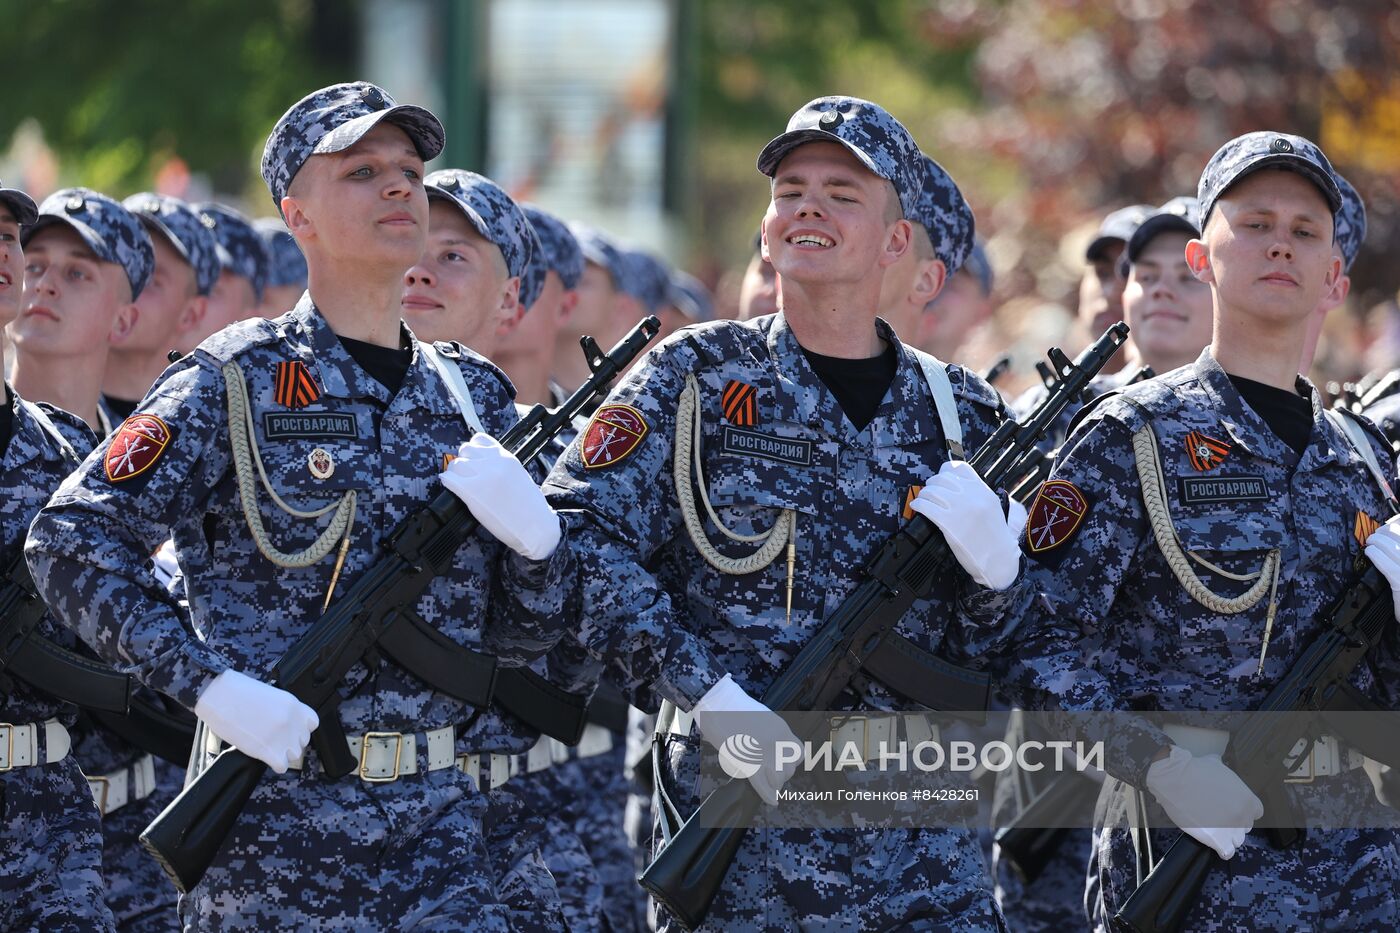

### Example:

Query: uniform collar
xmin=290 ymin=297 xmax=466 ymax=418
xmin=7 ymin=389 xmax=68 ymax=468
xmin=1191 ymin=347 xmax=1352 ymax=472
xmin=763 ymin=312 xmax=941 ymax=448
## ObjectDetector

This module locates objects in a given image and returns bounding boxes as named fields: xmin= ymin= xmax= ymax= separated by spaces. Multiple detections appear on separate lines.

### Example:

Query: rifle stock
xmin=640 ymin=324 xmax=1131 ymax=929
xmin=141 ymin=317 xmax=661 ymax=893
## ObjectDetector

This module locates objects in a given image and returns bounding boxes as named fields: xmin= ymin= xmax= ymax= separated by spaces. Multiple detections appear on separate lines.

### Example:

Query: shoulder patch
xmin=580 ymin=405 xmax=649 ymax=468
xmin=1025 ymin=479 xmax=1090 ymax=553
xmin=105 ymin=415 xmax=173 ymax=482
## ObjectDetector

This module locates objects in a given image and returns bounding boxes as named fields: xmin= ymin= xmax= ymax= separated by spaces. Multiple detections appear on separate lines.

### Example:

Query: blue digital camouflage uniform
xmin=253 ymin=217 xmax=308 ymax=292
xmin=542 ymin=311 xmax=1028 ymax=931
xmin=26 ymin=296 xmax=575 ymax=930
xmin=1005 ymin=350 xmax=1400 ymax=931
xmin=0 ymin=395 xmax=114 ymax=932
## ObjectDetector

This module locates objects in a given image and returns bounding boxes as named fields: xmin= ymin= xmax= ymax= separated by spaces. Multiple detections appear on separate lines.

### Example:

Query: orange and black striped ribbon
xmin=274 ymin=361 xmax=321 ymax=410
xmin=1355 ymin=510 xmax=1381 ymax=548
xmin=1184 ymin=430 xmax=1231 ymax=471
xmin=722 ymin=380 xmax=757 ymax=427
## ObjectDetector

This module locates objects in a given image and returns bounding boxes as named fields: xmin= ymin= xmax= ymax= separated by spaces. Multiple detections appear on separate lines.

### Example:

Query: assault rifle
xmin=639 ymin=323 xmax=1131 ymax=930
xmin=0 ymin=552 xmax=132 ymax=713
xmin=1114 ymin=548 xmax=1400 ymax=933
xmin=141 ymin=317 xmax=661 ymax=894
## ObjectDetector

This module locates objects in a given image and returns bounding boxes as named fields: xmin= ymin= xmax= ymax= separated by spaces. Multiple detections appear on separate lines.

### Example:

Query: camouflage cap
xmin=618 ymin=249 xmax=672 ymax=314
xmin=261 ymin=81 xmax=446 ymax=208
xmin=195 ymin=202 xmax=270 ymax=302
xmin=960 ymin=238 xmax=993 ymax=297
xmin=1197 ymin=131 xmax=1340 ymax=226
xmin=25 ymin=188 xmax=154 ymax=299
xmin=423 ymin=169 xmax=542 ymax=309
xmin=0 ymin=181 xmax=37 ymax=226
xmin=1086 ymin=204 xmax=1154 ymax=261
xmin=122 ymin=193 xmax=222 ymax=296
xmin=521 ymin=204 xmax=584 ymax=290
xmin=668 ymin=269 xmax=714 ymax=322
xmin=910 ymin=153 xmax=975 ymax=275
xmin=1332 ymin=172 xmax=1365 ymax=273
xmin=570 ymin=223 xmax=626 ymax=289
xmin=253 ymin=217 xmax=309 ymax=289
xmin=757 ymin=96 xmax=923 ymax=218
xmin=1126 ymin=196 xmax=1202 ymax=263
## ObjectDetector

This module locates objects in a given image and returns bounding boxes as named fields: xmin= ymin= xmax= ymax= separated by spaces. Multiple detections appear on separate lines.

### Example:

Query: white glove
xmin=1365 ymin=517 xmax=1400 ymax=618
xmin=440 ymin=434 xmax=561 ymax=561
xmin=150 ymin=538 xmax=181 ymax=596
xmin=908 ymin=460 xmax=1022 ymax=590
xmin=691 ymin=674 xmax=800 ymax=806
xmin=1145 ymin=746 xmax=1264 ymax=859
xmin=194 ymin=669 xmax=319 ymax=774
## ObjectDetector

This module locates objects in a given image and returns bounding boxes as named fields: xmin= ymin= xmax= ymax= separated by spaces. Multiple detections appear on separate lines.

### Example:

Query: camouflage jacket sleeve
xmin=25 ymin=358 xmax=237 ymax=709
xmin=1002 ymin=400 xmax=1172 ymax=786
xmin=542 ymin=340 xmax=728 ymax=711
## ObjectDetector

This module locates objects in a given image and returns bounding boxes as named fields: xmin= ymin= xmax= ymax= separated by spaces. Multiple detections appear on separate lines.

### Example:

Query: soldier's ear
xmin=497 ymin=276 xmax=523 ymax=334
xmin=1185 ymin=238 xmax=1214 ymax=285
xmin=880 ymin=218 xmax=913 ymax=270
xmin=281 ymin=196 xmax=312 ymax=242
xmin=110 ymin=300 xmax=139 ymax=345
xmin=913 ymin=258 xmax=947 ymax=306
xmin=556 ymin=288 xmax=579 ymax=327
xmin=176 ymin=295 xmax=208 ymax=337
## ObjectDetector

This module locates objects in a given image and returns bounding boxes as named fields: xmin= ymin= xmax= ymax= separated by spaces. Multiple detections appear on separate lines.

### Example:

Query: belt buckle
xmin=1284 ymin=742 xmax=1316 ymax=784
xmin=359 ymin=731 xmax=404 ymax=783
xmin=0 ymin=723 xmax=12 ymax=772
xmin=88 ymin=775 xmax=110 ymax=815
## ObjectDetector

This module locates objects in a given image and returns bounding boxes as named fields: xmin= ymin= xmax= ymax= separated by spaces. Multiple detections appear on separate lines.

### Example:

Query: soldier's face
xmin=1194 ymin=169 xmax=1340 ymax=327
xmin=125 ymin=230 xmax=199 ymax=353
xmin=1125 ymin=232 xmax=1212 ymax=369
xmin=1077 ymin=242 xmax=1126 ymax=336
xmin=0 ymin=209 xmax=22 ymax=323
xmin=567 ymin=262 xmax=617 ymax=339
xmin=737 ymin=252 xmax=778 ymax=321
xmin=285 ymin=122 xmax=428 ymax=273
xmin=763 ymin=142 xmax=907 ymax=287
xmin=202 ymin=270 xmax=259 ymax=336
xmin=918 ymin=268 xmax=991 ymax=359
xmin=12 ymin=225 xmax=131 ymax=356
xmin=401 ymin=199 xmax=516 ymax=356
xmin=499 ymin=270 xmax=572 ymax=355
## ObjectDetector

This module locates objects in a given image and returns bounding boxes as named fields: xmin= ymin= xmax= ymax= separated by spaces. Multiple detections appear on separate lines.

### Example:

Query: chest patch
xmin=274 ymin=361 xmax=321 ymax=410
xmin=262 ymin=411 xmax=358 ymax=441
xmin=1176 ymin=474 xmax=1269 ymax=505
xmin=722 ymin=380 xmax=758 ymax=427
xmin=720 ymin=427 xmax=813 ymax=467
xmin=1184 ymin=429 xmax=1231 ymax=471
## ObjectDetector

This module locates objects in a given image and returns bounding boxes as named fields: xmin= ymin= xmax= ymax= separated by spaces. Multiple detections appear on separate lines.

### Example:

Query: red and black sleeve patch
xmin=721 ymin=380 xmax=757 ymax=427
xmin=1025 ymin=479 xmax=1090 ymax=555
xmin=1184 ymin=430 xmax=1231 ymax=472
xmin=580 ymin=405 xmax=649 ymax=469
xmin=274 ymin=361 xmax=321 ymax=410
xmin=105 ymin=415 xmax=173 ymax=483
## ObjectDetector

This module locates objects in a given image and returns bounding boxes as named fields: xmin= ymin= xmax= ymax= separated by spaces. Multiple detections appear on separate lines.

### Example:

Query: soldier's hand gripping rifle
xmin=639 ymin=323 xmax=1130 ymax=930
xmin=141 ymin=317 xmax=661 ymax=894
xmin=1114 ymin=542 xmax=1400 ymax=933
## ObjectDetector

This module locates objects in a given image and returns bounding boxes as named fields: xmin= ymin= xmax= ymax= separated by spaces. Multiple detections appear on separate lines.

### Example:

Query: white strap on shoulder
xmin=1327 ymin=408 xmax=1396 ymax=506
xmin=418 ymin=340 xmax=484 ymax=436
xmin=15 ymin=397 xmax=79 ymax=462
xmin=908 ymin=348 xmax=964 ymax=459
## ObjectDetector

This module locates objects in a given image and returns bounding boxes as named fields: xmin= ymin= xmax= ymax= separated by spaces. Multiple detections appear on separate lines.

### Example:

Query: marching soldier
xmin=27 ymin=81 xmax=574 ymax=929
xmin=1007 ymin=132 xmax=1400 ymax=931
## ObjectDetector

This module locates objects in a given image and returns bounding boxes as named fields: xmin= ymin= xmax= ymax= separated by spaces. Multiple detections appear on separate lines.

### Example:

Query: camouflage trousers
xmin=1091 ymin=773 xmax=1400 ymax=932
xmin=179 ymin=764 xmax=557 ymax=931
xmin=654 ymin=732 xmax=1007 ymax=932
xmin=97 ymin=757 xmax=183 ymax=931
xmin=992 ymin=829 xmax=1092 ymax=932
xmin=489 ymin=776 xmax=597 ymax=931
xmin=0 ymin=758 xmax=115 ymax=932
xmin=570 ymin=744 xmax=644 ymax=932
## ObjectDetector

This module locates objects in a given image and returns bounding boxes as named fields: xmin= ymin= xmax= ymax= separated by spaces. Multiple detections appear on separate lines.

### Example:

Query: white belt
xmin=89 ymin=753 xmax=157 ymax=816
xmin=0 ymin=719 xmax=71 ymax=771
xmin=457 ymin=752 xmax=516 ymax=792
xmin=668 ymin=711 xmax=939 ymax=762
xmin=205 ymin=725 xmax=457 ymax=783
xmin=1163 ymin=724 xmax=1365 ymax=782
